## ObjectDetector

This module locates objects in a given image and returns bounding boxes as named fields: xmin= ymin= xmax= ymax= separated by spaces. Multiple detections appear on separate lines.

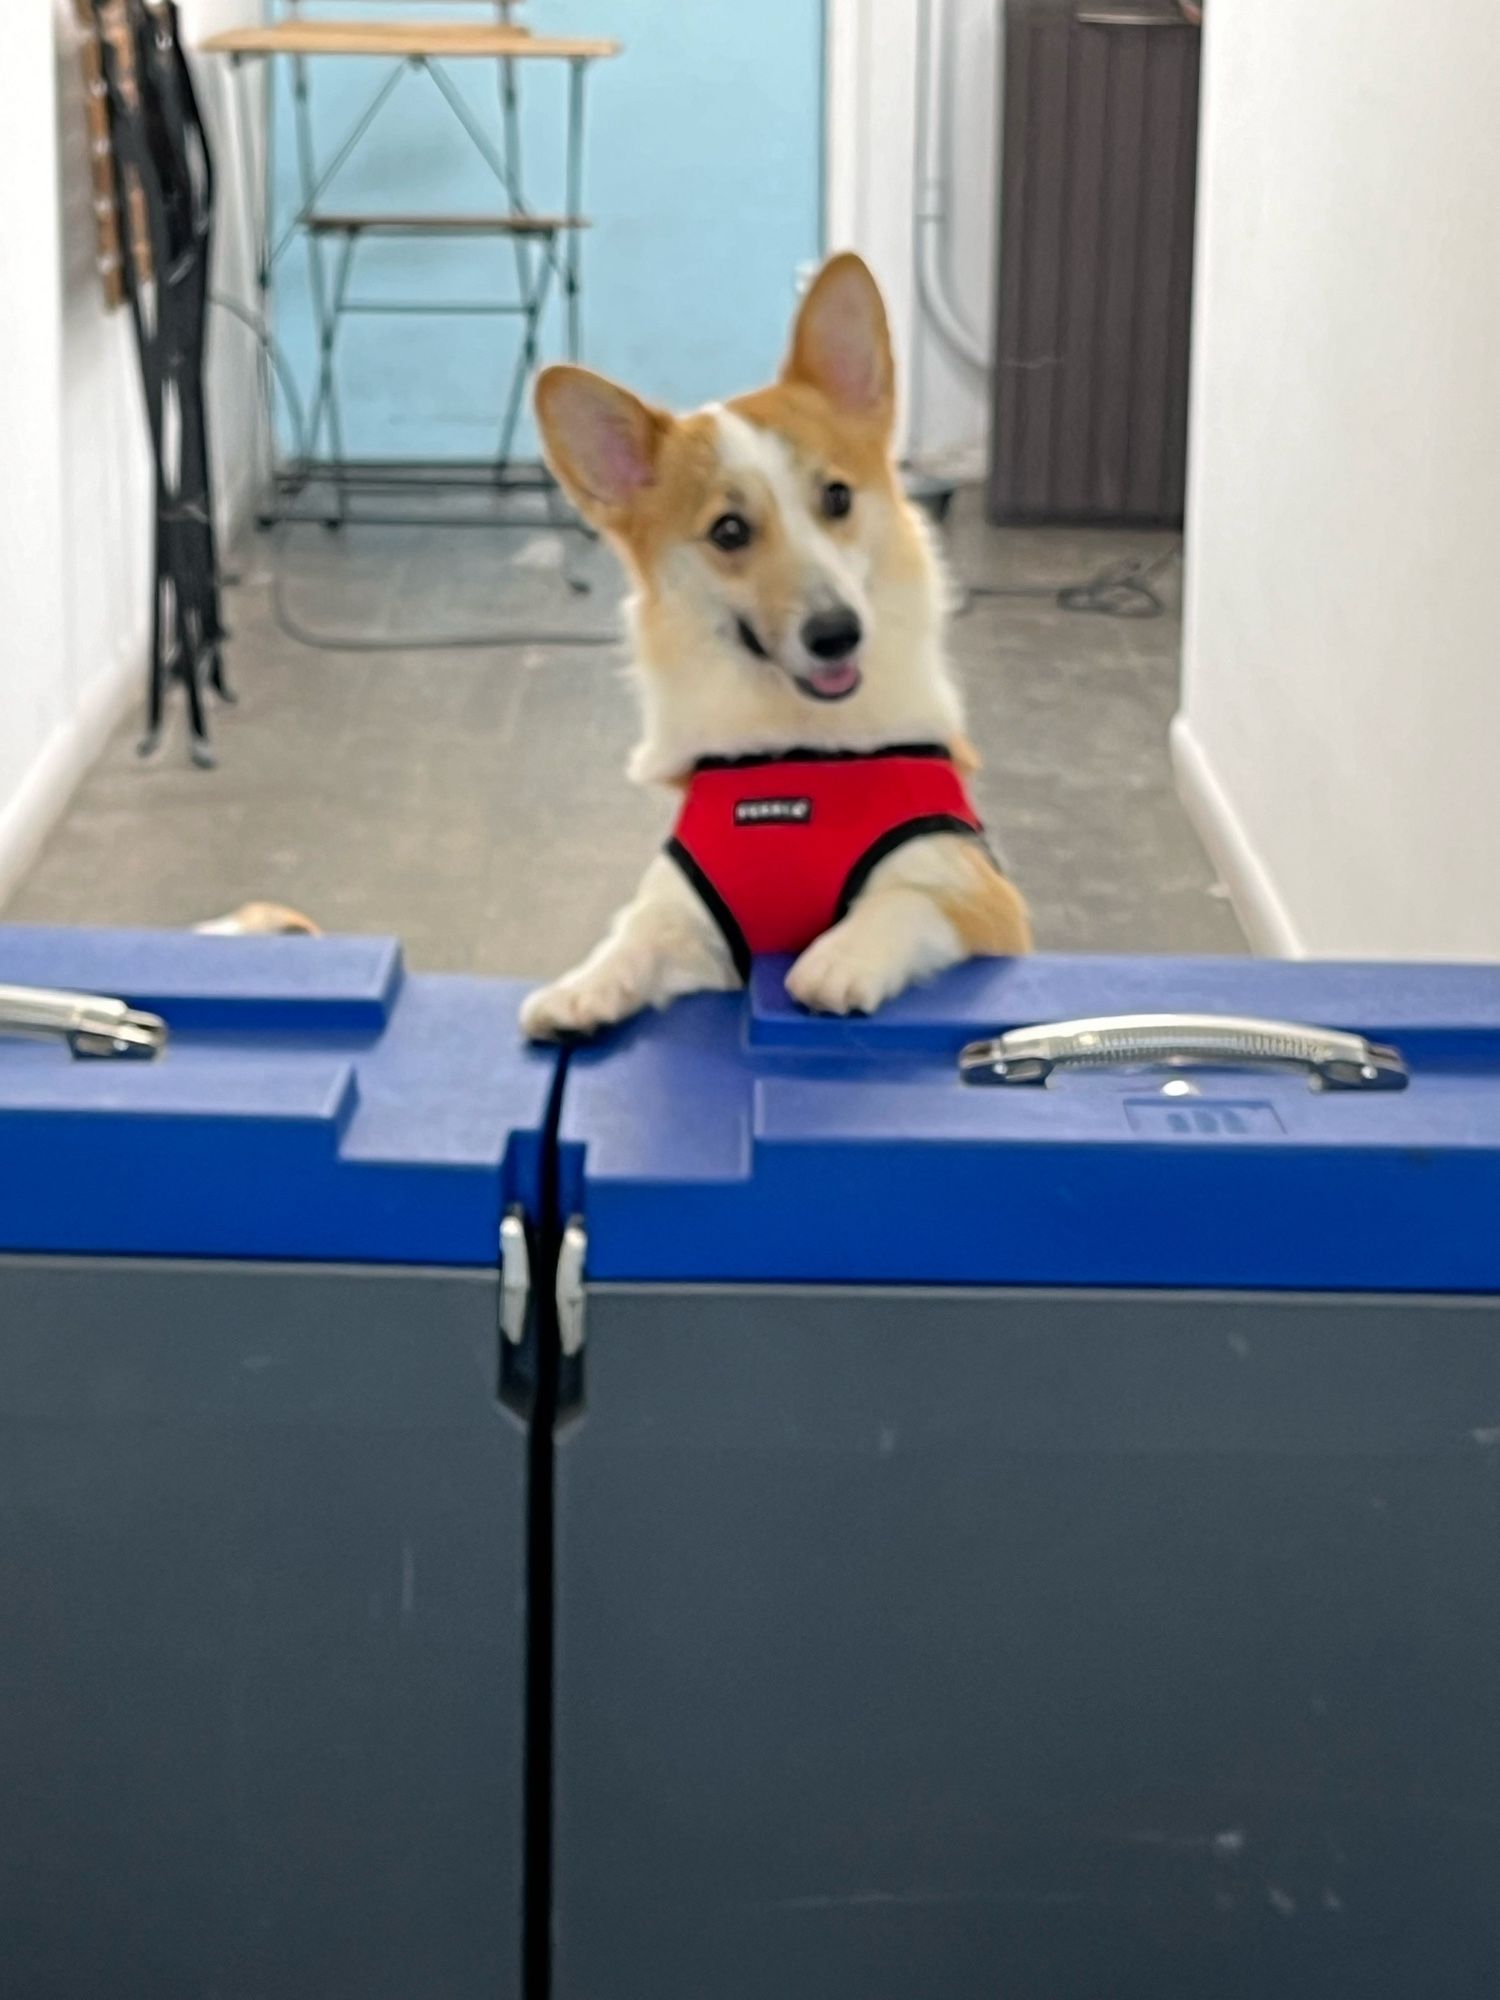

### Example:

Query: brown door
xmin=988 ymin=0 xmax=1203 ymax=525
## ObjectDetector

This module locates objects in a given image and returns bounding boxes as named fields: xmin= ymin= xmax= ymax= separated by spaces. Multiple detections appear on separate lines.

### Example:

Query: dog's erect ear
xmin=535 ymin=365 xmax=670 ymax=518
xmin=782 ymin=253 xmax=895 ymax=429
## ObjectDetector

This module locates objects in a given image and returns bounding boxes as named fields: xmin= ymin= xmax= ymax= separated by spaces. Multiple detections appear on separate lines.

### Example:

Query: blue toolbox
xmin=5 ymin=931 xmax=1500 ymax=2000
xmin=0 ymin=929 xmax=553 ymax=2000
xmin=552 ymin=956 xmax=1500 ymax=2000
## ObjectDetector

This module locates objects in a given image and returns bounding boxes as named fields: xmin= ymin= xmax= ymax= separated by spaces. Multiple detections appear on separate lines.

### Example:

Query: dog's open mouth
xmin=794 ymin=659 xmax=863 ymax=702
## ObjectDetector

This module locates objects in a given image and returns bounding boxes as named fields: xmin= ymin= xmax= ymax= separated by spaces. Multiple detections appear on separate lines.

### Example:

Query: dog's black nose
xmin=801 ymin=608 xmax=863 ymax=661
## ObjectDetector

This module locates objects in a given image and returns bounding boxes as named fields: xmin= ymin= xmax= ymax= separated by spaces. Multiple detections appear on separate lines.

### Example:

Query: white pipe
xmin=936 ymin=0 xmax=995 ymax=357
xmin=912 ymin=0 xmax=989 ymax=377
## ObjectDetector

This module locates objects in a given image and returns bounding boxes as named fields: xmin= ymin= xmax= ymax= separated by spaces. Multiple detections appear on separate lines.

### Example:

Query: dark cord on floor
xmin=265 ymin=571 xmax=621 ymax=654
xmin=960 ymin=542 xmax=1182 ymax=620
xmin=211 ymin=294 xmax=622 ymax=653
xmin=216 ymin=295 xmax=1180 ymax=650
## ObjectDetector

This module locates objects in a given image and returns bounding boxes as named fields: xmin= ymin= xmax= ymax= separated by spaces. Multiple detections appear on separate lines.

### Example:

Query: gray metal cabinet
xmin=0 ymin=1259 xmax=526 ymax=2000
xmin=0 ymin=932 xmax=552 ymax=2000
xmin=553 ymin=1285 xmax=1500 ymax=2000
xmin=550 ymin=958 xmax=1500 ymax=2000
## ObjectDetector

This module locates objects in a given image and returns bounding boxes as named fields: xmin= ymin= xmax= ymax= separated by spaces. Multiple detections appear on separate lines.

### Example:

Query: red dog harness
xmin=666 ymin=743 xmax=986 ymax=978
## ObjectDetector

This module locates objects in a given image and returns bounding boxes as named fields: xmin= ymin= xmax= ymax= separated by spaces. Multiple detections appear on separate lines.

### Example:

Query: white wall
xmin=0 ymin=1 xmax=261 ymax=907
xmin=1177 ymin=0 xmax=1500 ymax=959
xmin=0 ymin=5 xmax=76 ymax=902
xmin=825 ymin=0 xmax=999 ymax=474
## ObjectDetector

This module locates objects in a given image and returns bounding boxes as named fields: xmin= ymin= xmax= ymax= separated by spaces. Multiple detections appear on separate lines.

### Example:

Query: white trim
xmin=1170 ymin=712 xmax=1304 ymax=960
xmin=0 ymin=641 xmax=141 ymax=910
xmin=823 ymin=0 xmax=859 ymax=250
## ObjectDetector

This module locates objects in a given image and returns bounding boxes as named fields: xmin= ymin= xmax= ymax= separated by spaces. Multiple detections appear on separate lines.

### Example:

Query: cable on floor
xmin=210 ymin=293 xmax=623 ymax=653
xmin=958 ymin=543 xmax=1182 ymax=621
xmin=214 ymin=297 xmax=1178 ymax=650
xmin=265 ymin=570 xmax=622 ymax=654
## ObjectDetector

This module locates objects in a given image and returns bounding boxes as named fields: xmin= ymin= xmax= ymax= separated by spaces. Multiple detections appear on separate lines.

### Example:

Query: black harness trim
xmin=835 ymin=815 xmax=990 ymax=923
xmin=693 ymin=743 xmax=953 ymax=774
xmin=665 ymin=837 xmax=752 ymax=983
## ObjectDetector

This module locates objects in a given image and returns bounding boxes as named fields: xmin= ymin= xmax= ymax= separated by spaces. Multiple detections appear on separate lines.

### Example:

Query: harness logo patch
xmin=735 ymin=796 xmax=813 ymax=827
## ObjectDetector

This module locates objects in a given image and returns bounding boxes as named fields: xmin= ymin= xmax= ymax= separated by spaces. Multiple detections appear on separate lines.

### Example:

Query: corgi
xmin=520 ymin=252 xmax=1030 ymax=1041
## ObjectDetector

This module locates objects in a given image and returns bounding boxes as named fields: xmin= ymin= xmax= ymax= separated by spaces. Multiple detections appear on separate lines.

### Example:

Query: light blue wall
xmin=271 ymin=2 xmax=824 ymax=461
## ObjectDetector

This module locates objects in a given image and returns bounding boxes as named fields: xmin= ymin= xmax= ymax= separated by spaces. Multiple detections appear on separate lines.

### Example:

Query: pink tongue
xmin=807 ymin=659 xmax=861 ymax=697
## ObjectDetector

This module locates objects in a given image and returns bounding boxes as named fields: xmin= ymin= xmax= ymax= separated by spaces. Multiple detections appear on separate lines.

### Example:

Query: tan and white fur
xmin=520 ymin=253 xmax=1030 ymax=1040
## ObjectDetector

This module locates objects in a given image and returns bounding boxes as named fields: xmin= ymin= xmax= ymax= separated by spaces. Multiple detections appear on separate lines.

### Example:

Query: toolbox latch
xmin=556 ymin=1218 xmax=587 ymax=1359
xmin=499 ymin=1205 xmax=531 ymax=1347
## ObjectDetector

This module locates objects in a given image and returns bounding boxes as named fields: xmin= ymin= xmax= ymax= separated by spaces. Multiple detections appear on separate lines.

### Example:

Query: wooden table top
xmin=200 ymin=20 xmax=620 ymax=60
xmin=306 ymin=211 xmax=590 ymax=234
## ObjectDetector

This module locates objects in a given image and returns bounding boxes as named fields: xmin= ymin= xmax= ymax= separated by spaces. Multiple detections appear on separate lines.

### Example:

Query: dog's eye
xmin=821 ymin=480 xmax=854 ymax=521
xmin=708 ymin=512 xmax=753 ymax=552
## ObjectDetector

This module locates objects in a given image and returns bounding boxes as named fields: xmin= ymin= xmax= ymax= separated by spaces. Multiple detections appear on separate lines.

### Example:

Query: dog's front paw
xmin=520 ymin=964 xmax=643 ymax=1041
xmin=786 ymin=925 xmax=906 ymax=1017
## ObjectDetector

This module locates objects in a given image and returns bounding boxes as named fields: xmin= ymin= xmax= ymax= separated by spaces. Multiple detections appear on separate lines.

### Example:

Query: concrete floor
xmin=3 ymin=491 xmax=1243 ymax=970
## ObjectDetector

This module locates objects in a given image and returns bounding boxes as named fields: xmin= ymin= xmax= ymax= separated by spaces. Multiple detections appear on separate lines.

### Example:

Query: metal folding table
xmin=203 ymin=4 xmax=620 ymax=529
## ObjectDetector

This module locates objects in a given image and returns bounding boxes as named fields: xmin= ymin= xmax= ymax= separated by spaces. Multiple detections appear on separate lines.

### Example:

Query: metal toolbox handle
xmin=958 ymin=1013 xmax=1408 ymax=1092
xmin=0 ymin=984 xmax=168 ymax=1061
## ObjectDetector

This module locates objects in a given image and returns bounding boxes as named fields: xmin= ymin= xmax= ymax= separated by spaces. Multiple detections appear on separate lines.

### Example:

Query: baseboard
xmin=1170 ymin=712 xmax=1304 ymax=959
xmin=0 ymin=638 xmax=142 ymax=911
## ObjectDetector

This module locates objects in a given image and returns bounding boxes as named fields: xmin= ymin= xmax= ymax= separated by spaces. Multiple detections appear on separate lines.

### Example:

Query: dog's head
xmin=535 ymin=255 xmax=931 ymax=710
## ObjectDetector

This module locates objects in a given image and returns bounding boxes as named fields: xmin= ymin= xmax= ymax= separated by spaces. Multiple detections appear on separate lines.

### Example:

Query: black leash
xmin=94 ymin=0 xmax=230 ymax=766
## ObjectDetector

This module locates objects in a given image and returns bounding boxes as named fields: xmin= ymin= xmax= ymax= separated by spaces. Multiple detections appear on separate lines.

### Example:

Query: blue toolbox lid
xmin=0 ymin=927 xmax=555 ymax=1266
xmin=560 ymin=954 xmax=1500 ymax=1293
